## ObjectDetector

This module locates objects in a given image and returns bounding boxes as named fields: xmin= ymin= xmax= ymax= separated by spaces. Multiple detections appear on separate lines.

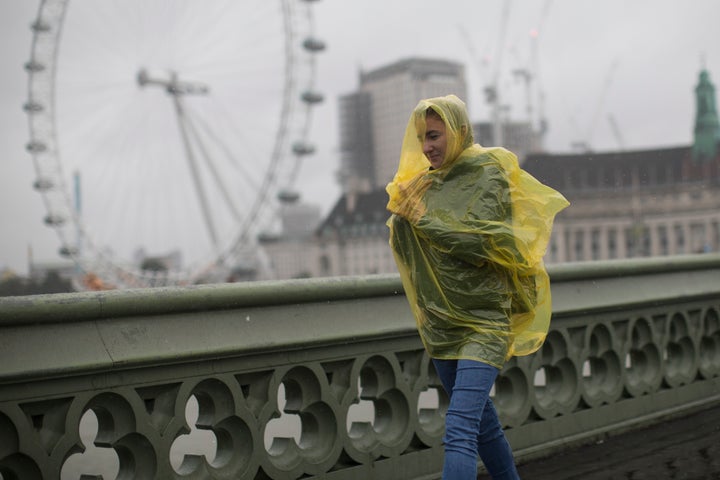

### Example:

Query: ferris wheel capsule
xmin=59 ymin=245 xmax=79 ymax=257
xmin=277 ymin=189 xmax=301 ymax=203
xmin=301 ymin=90 xmax=325 ymax=104
xmin=30 ymin=20 xmax=51 ymax=33
xmin=23 ymin=102 xmax=44 ymax=113
xmin=26 ymin=141 xmax=46 ymax=153
xmin=24 ymin=61 xmax=45 ymax=72
xmin=303 ymin=37 xmax=326 ymax=52
xmin=292 ymin=141 xmax=316 ymax=155
xmin=33 ymin=178 xmax=54 ymax=191
xmin=43 ymin=214 xmax=66 ymax=227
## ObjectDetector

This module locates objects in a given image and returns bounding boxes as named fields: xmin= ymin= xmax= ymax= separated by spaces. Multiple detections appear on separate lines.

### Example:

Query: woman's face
xmin=423 ymin=114 xmax=448 ymax=169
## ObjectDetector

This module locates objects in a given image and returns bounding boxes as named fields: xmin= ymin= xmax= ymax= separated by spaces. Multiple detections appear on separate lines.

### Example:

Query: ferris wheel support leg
xmin=172 ymin=95 xmax=220 ymax=250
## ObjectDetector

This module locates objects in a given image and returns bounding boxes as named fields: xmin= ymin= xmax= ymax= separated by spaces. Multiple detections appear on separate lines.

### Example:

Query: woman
xmin=386 ymin=95 xmax=568 ymax=479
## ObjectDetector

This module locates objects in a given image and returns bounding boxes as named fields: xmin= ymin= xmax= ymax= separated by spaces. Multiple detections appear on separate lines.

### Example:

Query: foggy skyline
xmin=2 ymin=0 xmax=719 ymax=275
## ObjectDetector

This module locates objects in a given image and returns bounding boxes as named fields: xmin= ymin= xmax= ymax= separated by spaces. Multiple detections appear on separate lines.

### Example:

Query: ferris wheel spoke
xmin=173 ymin=95 xmax=220 ymax=249
xmin=182 ymin=109 xmax=243 ymax=224
xmin=183 ymin=103 xmax=262 ymax=198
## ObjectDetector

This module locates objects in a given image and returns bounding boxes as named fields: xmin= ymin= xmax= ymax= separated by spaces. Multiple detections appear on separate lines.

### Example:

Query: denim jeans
xmin=432 ymin=359 xmax=520 ymax=480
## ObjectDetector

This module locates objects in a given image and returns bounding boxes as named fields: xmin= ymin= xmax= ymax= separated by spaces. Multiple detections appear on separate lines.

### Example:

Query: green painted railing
xmin=1 ymin=254 xmax=719 ymax=479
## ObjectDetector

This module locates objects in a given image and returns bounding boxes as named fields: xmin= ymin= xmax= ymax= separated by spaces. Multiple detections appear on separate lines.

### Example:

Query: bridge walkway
xmin=500 ymin=403 xmax=720 ymax=480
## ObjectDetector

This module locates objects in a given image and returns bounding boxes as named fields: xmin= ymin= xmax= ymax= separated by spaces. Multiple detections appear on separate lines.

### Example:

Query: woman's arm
xmin=413 ymin=163 xmax=523 ymax=268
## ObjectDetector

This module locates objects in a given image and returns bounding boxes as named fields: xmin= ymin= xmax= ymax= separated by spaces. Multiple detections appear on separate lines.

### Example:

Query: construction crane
xmin=457 ymin=0 xmax=512 ymax=146
xmin=608 ymin=114 xmax=626 ymax=150
xmin=531 ymin=0 xmax=552 ymax=140
xmin=572 ymin=59 xmax=620 ymax=152
xmin=458 ymin=0 xmax=556 ymax=152
xmin=512 ymin=67 xmax=533 ymax=123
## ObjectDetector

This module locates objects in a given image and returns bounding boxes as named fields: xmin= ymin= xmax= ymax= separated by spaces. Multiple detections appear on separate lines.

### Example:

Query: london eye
xmin=25 ymin=0 xmax=324 ymax=288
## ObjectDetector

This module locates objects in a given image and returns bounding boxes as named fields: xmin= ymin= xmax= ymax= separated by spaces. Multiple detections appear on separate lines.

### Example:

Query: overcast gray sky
xmin=2 ymin=0 xmax=720 ymax=275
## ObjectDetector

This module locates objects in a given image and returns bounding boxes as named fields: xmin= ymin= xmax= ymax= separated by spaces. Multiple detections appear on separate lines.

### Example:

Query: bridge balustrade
xmin=1 ymin=255 xmax=719 ymax=479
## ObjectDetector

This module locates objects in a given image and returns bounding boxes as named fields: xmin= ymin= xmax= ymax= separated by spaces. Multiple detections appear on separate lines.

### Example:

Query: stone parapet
xmin=1 ymin=255 xmax=719 ymax=479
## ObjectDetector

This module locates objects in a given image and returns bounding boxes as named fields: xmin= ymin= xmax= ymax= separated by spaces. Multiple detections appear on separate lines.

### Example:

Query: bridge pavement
xmin=481 ymin=403 xmax=720 ymax=480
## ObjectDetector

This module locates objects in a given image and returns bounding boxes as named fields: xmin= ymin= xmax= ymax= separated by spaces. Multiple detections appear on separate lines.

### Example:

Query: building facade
xmin=315 ymin=189 xmax=396 ymax=277
xmin=257 ymin=201 xmax=323 ymax=279
xmin=524 ymin=68 xmax=720 ymax=263
xmin=523 ymin=146 xmax=720 ymax=263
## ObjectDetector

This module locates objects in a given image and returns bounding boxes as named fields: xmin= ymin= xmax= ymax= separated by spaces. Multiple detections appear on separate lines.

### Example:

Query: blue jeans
xmin=433 ymin=359 xmax=520 ymax=480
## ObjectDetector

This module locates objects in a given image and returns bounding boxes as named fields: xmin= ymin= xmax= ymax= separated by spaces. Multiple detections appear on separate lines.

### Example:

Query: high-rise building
xmin=473 ymin=120 xmax=544 ymax=163
xmin=338 ymin=58 xmax=467 ymax=194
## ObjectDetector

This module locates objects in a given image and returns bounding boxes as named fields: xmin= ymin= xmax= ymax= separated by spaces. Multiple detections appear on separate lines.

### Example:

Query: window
xmin=591 ymin=229 xmax=601 ymax=260
xmin=674 ymin=224 xmax=685 ymax=254
xmin=607 ymin=229 xmax=617 ymax=259
xmin=658 ymin=225 xmax=669 ymax=255
xmin=641 ymin=226 xmax=651 ymax=256
xmin=691 ymin=223 xmax=707 ymax=253
xmin=549 ymin=237 xmax=558 ymax=263
xmin=625 ymin=226 xmax=637 ymax=258
xmin=319 ymin=255 xmax=331 ymax=275
xmin=564 ymin=229 xmax=572 ymax=261
xmin=574 ymin=229 xmax=585 ymax=261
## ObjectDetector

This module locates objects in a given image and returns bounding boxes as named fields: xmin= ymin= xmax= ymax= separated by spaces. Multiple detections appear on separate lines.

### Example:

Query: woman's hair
xmin=426 ymin=107 xmax=443 ymax=120
xmin=414 ymin=95 xmax=473 ymax=166
xmin=387 ymin=95 xmax=475 ymax=188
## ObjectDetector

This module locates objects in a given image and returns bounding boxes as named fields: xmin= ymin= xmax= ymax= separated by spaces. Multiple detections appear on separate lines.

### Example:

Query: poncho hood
xmin=386 ymin=95 xmax=570 ymax=366
xmin=389 ymin=94 xmax=472 ymax=184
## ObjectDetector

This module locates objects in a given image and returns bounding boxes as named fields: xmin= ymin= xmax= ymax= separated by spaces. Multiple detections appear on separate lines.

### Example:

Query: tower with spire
xmin=692 ymin=68 xmax=720 ymax=163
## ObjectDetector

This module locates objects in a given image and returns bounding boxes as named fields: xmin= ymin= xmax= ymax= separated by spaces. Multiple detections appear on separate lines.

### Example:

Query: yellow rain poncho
xmin=387 ymin=95 xmax=569 ymax=368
